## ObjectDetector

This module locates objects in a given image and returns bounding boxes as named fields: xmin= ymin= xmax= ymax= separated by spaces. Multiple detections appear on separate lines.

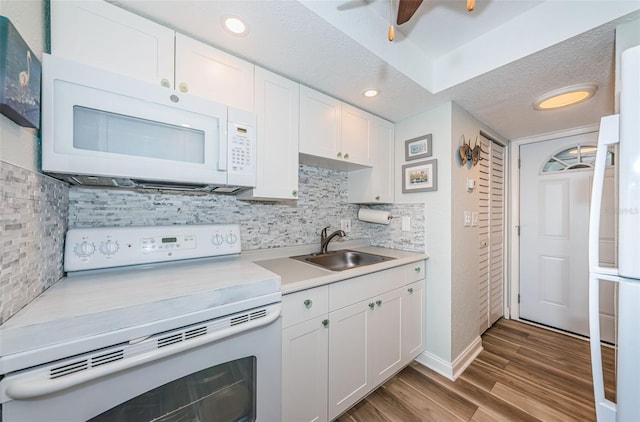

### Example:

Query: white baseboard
xmin=414 ymin=336 xmax=483 ymax=381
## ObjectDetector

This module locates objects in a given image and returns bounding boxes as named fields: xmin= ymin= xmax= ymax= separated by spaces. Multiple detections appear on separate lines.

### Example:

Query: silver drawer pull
xmin=414 ymin=267 xmax=421 ymax=273
xmin=303 ymin=299 xmax=312 ymax=309
xmin=408 ymin=288 xmax=414 ymax=294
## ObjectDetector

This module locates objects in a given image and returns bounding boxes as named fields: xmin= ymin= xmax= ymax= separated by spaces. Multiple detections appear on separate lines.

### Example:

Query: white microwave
xmin=41 ymin=54 xmax=256 ymax=193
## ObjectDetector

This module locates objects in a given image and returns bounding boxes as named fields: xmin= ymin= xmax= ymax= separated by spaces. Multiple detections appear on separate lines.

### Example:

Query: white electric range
xmin=0 ymin=224 xmax=282 ymax=422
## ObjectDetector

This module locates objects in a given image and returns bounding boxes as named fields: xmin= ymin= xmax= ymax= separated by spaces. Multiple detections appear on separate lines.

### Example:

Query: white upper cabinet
xmin=299 ymin=85 xmax=342 ymax=160
xmin=51 ymin=0 xmax=175 ymax=89
xmin=239 ymin=67 xmax=299 ymax=201
xmin=51 ymin=1 xmax=254 ymax=110
xmin=341 ymin=104 xmax=372 ymax=166
xmin=348 ymin=117 xmax=394 ymax=203
xmin=299 ymin=86 xmax=372 ymax=170
xmin=174 ymin=34 xmax=254 ymax=111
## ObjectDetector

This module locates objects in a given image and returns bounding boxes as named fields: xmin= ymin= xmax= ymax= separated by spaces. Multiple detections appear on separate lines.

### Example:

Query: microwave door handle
xmin=218 ymin=120 xmax=228 ymax=171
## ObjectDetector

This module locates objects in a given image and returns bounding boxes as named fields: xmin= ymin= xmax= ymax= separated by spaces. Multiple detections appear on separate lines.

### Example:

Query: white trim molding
xmin=414 ymin=336 xmax=483 ymax=381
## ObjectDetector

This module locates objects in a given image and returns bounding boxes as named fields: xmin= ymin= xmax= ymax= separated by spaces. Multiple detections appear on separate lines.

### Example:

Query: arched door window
xmin=541 ymin=144 xmax=614 ymax=173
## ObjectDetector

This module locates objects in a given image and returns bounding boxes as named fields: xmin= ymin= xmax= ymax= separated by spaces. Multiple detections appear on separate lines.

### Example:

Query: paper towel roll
xmin=358 ymin=209 xmax=392 ymax=225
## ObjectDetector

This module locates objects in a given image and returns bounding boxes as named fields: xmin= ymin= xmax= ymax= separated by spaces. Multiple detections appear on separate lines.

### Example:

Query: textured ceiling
xmin=112 ymin=0 xmax=640 ymax=140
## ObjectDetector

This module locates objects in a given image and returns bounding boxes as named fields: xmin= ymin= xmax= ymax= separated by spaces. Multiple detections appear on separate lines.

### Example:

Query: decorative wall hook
xmin=471 ymin=136 xmax=487 ymax=166
xmin=458 ymin=135 xmax=472 ymax=165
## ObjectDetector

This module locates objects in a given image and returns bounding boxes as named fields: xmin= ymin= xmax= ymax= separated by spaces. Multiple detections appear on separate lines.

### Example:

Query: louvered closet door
xmin=479 ymin=137 xmax=505 ymax=334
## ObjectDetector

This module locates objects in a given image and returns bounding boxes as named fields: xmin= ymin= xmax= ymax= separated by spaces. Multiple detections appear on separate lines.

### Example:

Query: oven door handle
xmin=5 ymin=307 xmax=280 ymax=400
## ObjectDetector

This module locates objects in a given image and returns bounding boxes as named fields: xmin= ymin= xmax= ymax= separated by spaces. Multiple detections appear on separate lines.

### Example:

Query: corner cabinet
xmin=238 ymin=67 xmax=299 ymax=201
xmin=299 ymin=86 xmax=372 ymax=170
xmin=347 ymin=117 xmax=394 ymax=204
xmin=281 ymin=261 xmax=426 ymax=422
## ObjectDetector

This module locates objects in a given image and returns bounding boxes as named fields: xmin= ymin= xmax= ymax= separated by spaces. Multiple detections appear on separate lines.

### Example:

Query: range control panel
xmin=64 ymin=224 xmax=241 ymax=272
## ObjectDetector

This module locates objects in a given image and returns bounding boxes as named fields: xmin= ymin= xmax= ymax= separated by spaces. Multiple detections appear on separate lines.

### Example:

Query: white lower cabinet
xmin=282 ymin=261 xmax=426 ymax=422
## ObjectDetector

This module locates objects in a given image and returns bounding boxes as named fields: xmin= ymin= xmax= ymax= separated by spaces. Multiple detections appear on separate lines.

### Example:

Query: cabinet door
xmin=282 ymin=316 xmax=329 ymax=422
xmin=328 ymin=300 xmax=372 ymax=421
xmin=240 ymin=67 xmax=299 ymax=201
xmin=402 ymin=279 xmax=425 ymax=361
xmin=299 ymin=86 xmax=341 ymax=160
xmin=371 ymin=288 xmax=404 ymax=386
xmin=347 ymin=116 xmax=394 ymax=203
xmin=175 ymin=34 xmax=254 ymax=111
xmin=51 ymin=0 xmax=175 ymax=88
xmin=341 ymin=104 xmax=372 ymax=166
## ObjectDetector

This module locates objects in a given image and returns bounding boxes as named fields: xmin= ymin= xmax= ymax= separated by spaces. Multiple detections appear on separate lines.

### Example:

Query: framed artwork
xmin=402 ymin=159 xmax=438 ymax=193
xmin=404 ymin=133 xmax=432 ymax=161
xmin=0 ymin=16 xmax=41 ymax=129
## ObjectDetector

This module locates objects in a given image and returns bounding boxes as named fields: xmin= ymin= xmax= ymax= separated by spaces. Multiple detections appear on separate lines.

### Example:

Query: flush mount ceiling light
xmin=222 ymin=15 xmax=249 ymax=36
xmin=363 ymin=89 xmax=379 ymax=98
xmin=533 ymin=84 xmax=598 ymax=111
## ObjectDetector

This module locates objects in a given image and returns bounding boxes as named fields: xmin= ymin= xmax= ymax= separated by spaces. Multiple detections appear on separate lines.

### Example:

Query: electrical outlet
xmin=340 ymin=219 xmax=351 ymax=233
xmin=401 ymin=216 xmax=411 ymax=232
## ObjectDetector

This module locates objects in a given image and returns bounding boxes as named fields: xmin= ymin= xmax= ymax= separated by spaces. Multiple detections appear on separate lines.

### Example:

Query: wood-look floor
xmin=336 ymin=319 xmax=616 ymax=422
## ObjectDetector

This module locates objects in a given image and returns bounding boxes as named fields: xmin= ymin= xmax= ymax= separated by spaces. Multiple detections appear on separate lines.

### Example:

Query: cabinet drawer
xmin=405 ymin=260 xmax=425 ymax=283
xmin=282 ymin=286 xmax=329 ymax=328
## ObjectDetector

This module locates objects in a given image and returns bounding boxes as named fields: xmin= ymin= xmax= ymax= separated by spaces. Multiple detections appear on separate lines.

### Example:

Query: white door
xmin=519 ymin=132 xmax=615 ymax=342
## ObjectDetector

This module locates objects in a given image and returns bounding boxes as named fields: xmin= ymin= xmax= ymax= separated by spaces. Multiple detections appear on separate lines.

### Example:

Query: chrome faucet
xmin=320 ymin=226 xmax=346 ymax=254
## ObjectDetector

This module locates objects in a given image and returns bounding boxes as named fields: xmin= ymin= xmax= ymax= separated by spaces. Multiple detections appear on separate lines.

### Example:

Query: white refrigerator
xmin=589 ymin=44 xmax=640 ymax=422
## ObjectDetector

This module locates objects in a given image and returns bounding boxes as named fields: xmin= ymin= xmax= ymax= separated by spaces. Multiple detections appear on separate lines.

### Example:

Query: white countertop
xmin=251 ymin=245 xmax=428 ymax=294
xmin=0 ymin=257 xmax=280 ymax=373
xmin=0 ymin=240 xmax=426 ymax=373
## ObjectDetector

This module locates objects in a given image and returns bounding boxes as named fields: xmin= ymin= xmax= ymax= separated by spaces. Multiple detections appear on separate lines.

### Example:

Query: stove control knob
xmin=99 ymin=240 xmax=120 ymax=256
xmin=226 ymin=232 xmax=238 ymax=244
xmin=211 ymin=233 xmax=224 ymax=246
xmin=74 ymin=241 xmax=96 ymax=258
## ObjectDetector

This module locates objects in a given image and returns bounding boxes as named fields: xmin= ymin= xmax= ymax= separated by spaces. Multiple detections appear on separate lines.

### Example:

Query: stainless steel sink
xmin=291 ymin=249 xmax=395 ymax=271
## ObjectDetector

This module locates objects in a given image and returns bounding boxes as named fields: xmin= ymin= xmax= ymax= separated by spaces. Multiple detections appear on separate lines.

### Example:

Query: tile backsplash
xmin=0 ymin=161 xmax=69 ymax=324
xmin=1 ymin=164 xmax=424 ymax=324
xmin=69 ymin=165 xmax=425 ymax=252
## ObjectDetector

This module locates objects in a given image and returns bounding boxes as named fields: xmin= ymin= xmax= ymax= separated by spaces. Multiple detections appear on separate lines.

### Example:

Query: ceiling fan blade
xmin=396 ymin=0 xmax=423 ymax=25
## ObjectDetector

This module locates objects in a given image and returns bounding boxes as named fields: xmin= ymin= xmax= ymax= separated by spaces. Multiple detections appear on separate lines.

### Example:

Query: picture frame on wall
xmin=402 ymin=159 xmax=438 ymax=193
xmin=404 ymin=133 xmax=432 ymax=161
xmin=0 ymin=16 xmax=41 ymax=129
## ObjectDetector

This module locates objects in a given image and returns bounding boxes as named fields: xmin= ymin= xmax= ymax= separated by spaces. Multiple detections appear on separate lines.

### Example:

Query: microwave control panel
xmin=64 ymin=224 xmax=241 ymax=272
xmin=229 ymin=122 xmax=254 ymax=175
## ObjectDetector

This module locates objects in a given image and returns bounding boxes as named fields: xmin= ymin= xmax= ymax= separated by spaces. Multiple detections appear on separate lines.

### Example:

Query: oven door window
xmin=89 ymin=356 xmax=256 ymax=422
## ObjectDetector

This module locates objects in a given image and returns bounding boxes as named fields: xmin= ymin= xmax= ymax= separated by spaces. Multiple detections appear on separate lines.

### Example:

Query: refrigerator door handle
xmin=588 ymin=114 xmax=620 ymax=422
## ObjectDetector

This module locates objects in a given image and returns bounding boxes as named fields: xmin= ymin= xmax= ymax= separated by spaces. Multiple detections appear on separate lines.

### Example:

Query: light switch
xmin=401 ymin=216 xmax=411 ymax=232
xmin=464 ymin=211 xmax=471 ymax=227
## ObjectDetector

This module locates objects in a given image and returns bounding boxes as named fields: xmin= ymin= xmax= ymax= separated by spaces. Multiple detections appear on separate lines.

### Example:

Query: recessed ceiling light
xmin=363 ymin=89 xmax=379 ymax=98
xmin=533 ymin=84 xmax=598 ymax=110
xmin=222 ymin=16 xmax=249 ymax=36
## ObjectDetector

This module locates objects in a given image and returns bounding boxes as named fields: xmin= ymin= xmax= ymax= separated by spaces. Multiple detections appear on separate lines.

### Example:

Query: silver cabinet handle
xmin=160 ymin=78 xmax=171 ymax=88
xmin=344 ymin=153 xmax=350 ymax=159
xmin=408 ymin=288 xmax=414 ymax=294
xmin=369 ymin=302 xmax=375 ymax=309
xmin=178 ymin=82 xmax=188 ymax=93
xmin=376 ymin=300 xmax=382 ymax=307
xmin=375 ymin=196 xmax=380 ymax=201
xmin=292 ymin=190 xmax=298 ymax=197
xmin=304 ymin=299 xmax=312 ymax=309
xmin=322 ymin=319 xmax=329 ymax=328
xmin=415 ymin=267 xmax=421 ymax=273
xmin=337 ymin=152 xmax=342 ymax=158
